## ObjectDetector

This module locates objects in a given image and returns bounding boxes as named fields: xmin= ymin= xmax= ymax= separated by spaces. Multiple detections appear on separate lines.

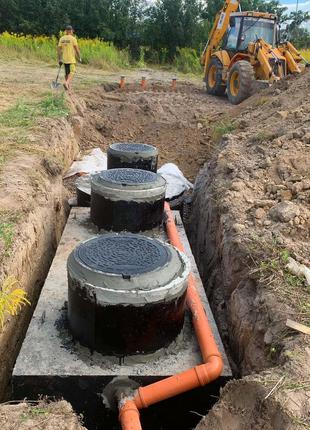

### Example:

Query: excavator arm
xmin=201 ymin=0 xmax=240 ymax=75
xmin=278 ymin=41 xmax=306 ymax=73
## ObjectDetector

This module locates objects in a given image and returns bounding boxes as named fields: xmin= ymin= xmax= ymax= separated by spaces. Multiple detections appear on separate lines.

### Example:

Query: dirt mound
xmin=77 ymin=83 xmax=233 ymax=181
xmin=190 ymin=70 xmax=310 ymax=428
xmin=196 ymin=380 xmax=294 ymax=430
xmin=0 ymin=400 xmax=86 ymax=429
xmin=0 ymin=95 xmax=83 ymax=399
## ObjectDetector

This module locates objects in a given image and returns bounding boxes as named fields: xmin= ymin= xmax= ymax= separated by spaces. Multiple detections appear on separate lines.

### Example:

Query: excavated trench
xmin=2 ymin=79 xmax=307 ymax=429
xmin=1 ymin=85 xmax=234 ymax=426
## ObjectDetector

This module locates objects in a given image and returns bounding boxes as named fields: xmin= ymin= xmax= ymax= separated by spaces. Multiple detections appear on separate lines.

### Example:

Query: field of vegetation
xmin=0 ymin=32 xmax=309 ymax=75
xmin=0 ymin=32 xmax=130 ymax=70
xmin=302 ymin=49 xmax=310 ymax=61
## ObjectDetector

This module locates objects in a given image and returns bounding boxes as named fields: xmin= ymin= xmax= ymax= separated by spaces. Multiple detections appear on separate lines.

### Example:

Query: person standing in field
xmin=57 ymin=25 xmax=81 ymax=91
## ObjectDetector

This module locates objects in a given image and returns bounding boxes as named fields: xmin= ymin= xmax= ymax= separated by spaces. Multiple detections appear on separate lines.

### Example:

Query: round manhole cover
xmin=110 ymin=142 xmax=157 ymax=153
xmin=96 ymin=168 xmax=157 ymax=186
xmin=75 ymin=234 xmax=171 ymax=277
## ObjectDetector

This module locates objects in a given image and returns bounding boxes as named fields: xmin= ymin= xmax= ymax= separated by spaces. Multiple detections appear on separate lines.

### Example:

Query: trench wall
xmin=0 ymin=97 xmax=84 ymax=399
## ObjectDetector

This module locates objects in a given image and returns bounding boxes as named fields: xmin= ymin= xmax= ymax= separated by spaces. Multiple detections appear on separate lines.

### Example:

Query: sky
xmin=281 ymin=0 xmax=310 ymax=13
xmin=280 ymin=0 xmax=310 ymax=29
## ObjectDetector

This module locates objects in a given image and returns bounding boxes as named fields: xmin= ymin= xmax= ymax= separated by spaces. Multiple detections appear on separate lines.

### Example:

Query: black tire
xmin=205 ymin=57 xmax=226 ymax=96
xmin=227 ymin=60 xmax=255 ymax=105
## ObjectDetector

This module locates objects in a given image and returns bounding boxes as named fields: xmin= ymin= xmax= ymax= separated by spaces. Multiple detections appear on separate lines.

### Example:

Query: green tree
xmin=286 ymin=11 xmax=310 ymax=48
xmin=0 ymin=0 xmax=19 ymax=32
xmin=145 ymin=0 xmax=206 ymax=58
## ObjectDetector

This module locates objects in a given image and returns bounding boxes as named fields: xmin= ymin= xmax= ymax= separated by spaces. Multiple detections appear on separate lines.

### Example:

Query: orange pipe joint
xmin=119 ymin=75 xmax=126 ymax=89
xmin=141 ymin=76 xmax=147 ymax=89
xmin=119 ymin=202 xmax=223 ymax=430
xmin=172 ymin=77 xmax=177 ymax=91
xmin=134 ymin=356 xmax=223 ymax=409
xmin=119 ymin=399 xmax=142 ymax=430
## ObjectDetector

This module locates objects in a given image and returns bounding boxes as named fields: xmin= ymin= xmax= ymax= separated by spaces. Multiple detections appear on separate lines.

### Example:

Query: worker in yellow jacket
xmin=57 ymin=25 xmax=81 ymax=91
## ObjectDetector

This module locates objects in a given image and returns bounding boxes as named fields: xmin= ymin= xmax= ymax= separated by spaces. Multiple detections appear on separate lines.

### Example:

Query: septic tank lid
xmin=67 ymin=233 xmax=190 ymax=305
xmin=91 ymin=168 xmax=166 ymax=191
xmin=75 ymin=234 xmax=170 ymax=275
xmin=109 ymin=142 xmax=158 ymax=156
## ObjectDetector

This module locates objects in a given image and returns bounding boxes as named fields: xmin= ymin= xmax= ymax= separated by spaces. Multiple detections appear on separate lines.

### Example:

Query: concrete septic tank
xmin=67 ymin=233 xmax=190 ymax=355
xmin=13 ymin=208 xmax=231 ymax=430
xmin=75 ymin=175 xmax=91 ymax=207
xmin=90 ymin=168 xmax=166 ymax=232
xmin=107 ymin=142 xmax=158 ymax=172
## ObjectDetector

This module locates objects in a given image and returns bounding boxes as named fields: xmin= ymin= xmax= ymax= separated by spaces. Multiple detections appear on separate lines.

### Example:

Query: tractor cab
xmin=223 ymin=12 xmax=277 ymax=52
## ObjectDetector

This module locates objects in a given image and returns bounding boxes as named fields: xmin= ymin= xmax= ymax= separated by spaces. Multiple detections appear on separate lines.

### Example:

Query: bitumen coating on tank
xmin=13 ymin=208 xmax=231 ymax=397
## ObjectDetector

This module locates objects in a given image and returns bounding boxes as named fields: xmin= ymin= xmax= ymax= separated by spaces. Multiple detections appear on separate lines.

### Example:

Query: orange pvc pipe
xmin=119 ymin=400 xmax=142 ymax=430
xmin=141 ymin=76 xmax=147 ymax=89
xmin=119 ymin=76 xmax=126 ymax=89
xmin=119 ymin=202 xmax=223 ymax=428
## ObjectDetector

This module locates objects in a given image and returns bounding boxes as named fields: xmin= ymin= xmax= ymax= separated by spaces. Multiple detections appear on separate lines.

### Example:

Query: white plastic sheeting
xmin=64 ymin=148 xmax=192 ymax=200
xmin=64 ymin=148 xmax=107 ymax=179
xmin=158 ymin=163 xmax=193 ymax=199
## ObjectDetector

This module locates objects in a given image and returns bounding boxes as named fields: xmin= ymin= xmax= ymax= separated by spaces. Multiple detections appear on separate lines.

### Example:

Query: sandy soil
xmin=0 ymin=400 xmax=86 ymax=429
xmin=76 ymin=81 xmax=233 ymax=182
xmin=0 ymin=57 xmax=309 ymax=430
xmin=190 ymin=71 xmax=310 ymax=429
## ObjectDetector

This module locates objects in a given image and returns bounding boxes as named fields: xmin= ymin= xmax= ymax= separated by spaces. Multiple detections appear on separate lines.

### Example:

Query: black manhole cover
xmin=75 ymin=234 xmax=171 ymax=276
xmin=97 ymin=168 xmax=157 ymax=185
xmin=110 ymin=142 xmax=157 ymax=153
xmin=67 ymin=233 xmax=190 ymax=354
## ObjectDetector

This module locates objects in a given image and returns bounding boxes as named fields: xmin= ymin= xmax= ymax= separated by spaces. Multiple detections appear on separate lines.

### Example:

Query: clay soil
xmin=190 ymin=71 xmax=310 ymax=429
xmin=0 ymin=59 xmax=309 ymax=430
xmin=0 ymin=400 xmax=86 ymax=429
xmin=76 ymin=80 xmax=233 ymax=182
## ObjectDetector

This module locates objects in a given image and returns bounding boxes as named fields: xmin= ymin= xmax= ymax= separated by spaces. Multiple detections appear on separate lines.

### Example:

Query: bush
xmin=173 ymin=47 xmax=201 ymax=74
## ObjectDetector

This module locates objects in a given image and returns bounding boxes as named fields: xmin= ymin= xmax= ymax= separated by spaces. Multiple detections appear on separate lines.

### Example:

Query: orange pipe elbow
xmin=134 ymin=356 xmax=223 ymax=409
xmin=119 ymin=400 xmax=142 ymax=430
xmin=119 ymin=203 xmax=223 ymax=430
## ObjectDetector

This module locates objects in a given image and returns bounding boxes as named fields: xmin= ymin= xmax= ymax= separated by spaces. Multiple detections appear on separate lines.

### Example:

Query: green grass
xmin=248 ymin=238 xmax=310 ymax=324
xmin=301 ymin=49 xmax=310 ymax=62
xmin=22 ymin=407 xmax=49 ymax=421
xmin=0 ymin=93 xmax=69 ymax=170
xmin=0 ymin=211 xmax=21 ymax=262
xmin=0 ymin=223 xmax=14 ymax=254
xmin=210 ymin=119 xmax=236 ymax=142
xmin=173 ymin=47 xmax=201 ymax=74
xmin=0 ymin=93 xmax=68 ymax=128
xmin=38 ymin=93 xmax=69 ymax=118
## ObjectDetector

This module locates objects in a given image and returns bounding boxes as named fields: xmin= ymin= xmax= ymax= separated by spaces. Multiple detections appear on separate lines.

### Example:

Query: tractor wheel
xmin=227 ymin=60 xmax=255 ymax=105
xmin=205 ymin=57 xmax=226 ymax=96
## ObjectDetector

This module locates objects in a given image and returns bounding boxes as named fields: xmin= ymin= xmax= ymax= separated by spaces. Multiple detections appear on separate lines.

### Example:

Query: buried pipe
xmin=118 ymin=202 xmax=223 ymax=429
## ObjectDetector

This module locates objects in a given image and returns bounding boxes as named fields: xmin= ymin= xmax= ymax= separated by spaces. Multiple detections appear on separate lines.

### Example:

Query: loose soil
xmin=0 ymin=400 xmax=86 ymax=429
xmin=0 ymin=59 xmax=309 ymax=429
xmin=77 ymin=81 xmax=233 ymax=182
xmin=189 ymin=71 xmax=310 ymax=429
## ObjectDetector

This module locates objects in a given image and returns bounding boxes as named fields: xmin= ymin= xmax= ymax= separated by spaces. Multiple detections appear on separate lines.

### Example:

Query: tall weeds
xmin=0 ymin=32 xmax=129 ymax=70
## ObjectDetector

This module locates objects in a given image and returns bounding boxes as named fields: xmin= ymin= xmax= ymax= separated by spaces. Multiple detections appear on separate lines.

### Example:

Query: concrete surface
xmin=13 ymin=207 xmax=231 ymax=428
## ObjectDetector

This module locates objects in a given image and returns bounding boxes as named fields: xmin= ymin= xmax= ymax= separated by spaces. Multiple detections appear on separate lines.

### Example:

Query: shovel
xmin=51 ymin=64 xmax=62 ymax=89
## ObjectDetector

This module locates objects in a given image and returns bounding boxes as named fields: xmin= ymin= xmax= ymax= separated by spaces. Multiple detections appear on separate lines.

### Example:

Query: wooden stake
xmin=286 ymin=319 xmax=310 ymax=335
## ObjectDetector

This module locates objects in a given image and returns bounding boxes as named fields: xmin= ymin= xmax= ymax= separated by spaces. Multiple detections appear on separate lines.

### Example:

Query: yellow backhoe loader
xmin=201 ymin=0 xmax=309 ymax=104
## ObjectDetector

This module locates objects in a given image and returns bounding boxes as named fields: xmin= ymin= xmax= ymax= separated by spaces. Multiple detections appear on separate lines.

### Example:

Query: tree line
xmin=0 ymin=0 xmax=309 ymax=57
